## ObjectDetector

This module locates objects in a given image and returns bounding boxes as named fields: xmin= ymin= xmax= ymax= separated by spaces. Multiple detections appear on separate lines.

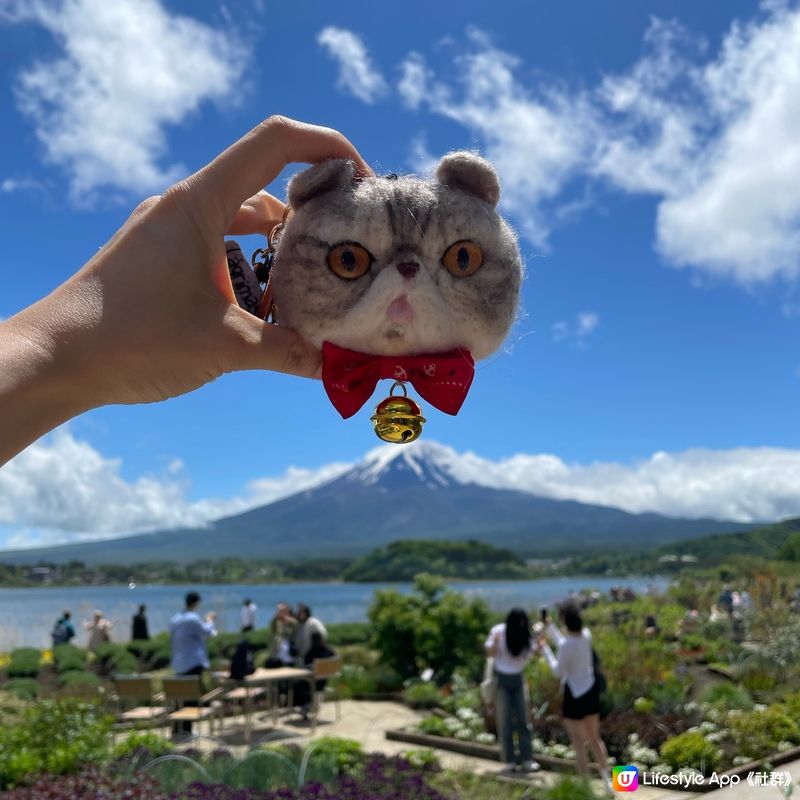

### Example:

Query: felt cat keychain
xmin=226 ymin=152 xmax=522 ymax=443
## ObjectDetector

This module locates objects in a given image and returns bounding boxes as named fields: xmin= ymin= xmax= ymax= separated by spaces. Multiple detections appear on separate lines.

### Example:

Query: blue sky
xmin=3 ymin=0 xmax=800 ymax=548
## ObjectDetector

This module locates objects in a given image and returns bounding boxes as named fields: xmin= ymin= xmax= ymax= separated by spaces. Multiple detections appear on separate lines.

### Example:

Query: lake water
xmin=0 ymin=575 xmax=667 ymax=650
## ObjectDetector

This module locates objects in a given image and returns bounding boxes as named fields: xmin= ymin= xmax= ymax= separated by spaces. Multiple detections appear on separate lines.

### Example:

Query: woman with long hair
xmin=485 ymin=608 xmax=539 ymax=773
xmin=540 ymin=604 xmax=610 ymax=788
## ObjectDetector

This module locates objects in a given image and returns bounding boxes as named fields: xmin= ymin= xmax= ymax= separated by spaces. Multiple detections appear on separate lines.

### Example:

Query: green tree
xmin=777 ymin=532 xmax=800 ymax=561
xmin=368 ymin=573 xmax=491 ymax=682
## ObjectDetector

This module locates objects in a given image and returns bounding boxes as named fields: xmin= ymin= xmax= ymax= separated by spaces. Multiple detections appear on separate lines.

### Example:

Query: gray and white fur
xmin=270 ymin=152 xmax=522 ymax=360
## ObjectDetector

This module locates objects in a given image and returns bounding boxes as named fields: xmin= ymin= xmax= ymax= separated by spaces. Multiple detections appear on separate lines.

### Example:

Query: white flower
xmin=475 ymin=732 xmax=496 ymax=744
xmin=732 ymin=756 xmax=751 ymax=766
xmin=700 ymin=721 xmax=717 ymax=733
xmin=444 ymin=718 xmax=462 ymax=733
xmin=652 ymin=764 xmax=673 ymax=775
xmin=456 ymin=707 xmax=479 ymax=722
xmin=777 ymin=741 xmax=794 ymax=752
xmin=454 ymin=727 xmax=473 ymax=740
xmin=754 ymin=704 xmax=768 ymax=712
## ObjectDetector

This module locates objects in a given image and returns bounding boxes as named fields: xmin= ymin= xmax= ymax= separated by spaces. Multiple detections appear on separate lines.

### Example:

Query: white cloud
xmin=397 ymin=32 xmax=595 ymax=248
xmin=0 ymin=430 xmax=349 ymax=549
xmin=1 ymin=0 xmax=244 ymax=203
xmin=317 ymin=27 xmax=387 ymax=104
xmin=386 ymin=8 xmax=800 ymax=285
xmin=398 ymin=52 xmax=431 ymax=110
xmin=439 ymin=444 xmax=800 ymax=523
xmin=594 ymin=10 xmax=800 ymax=284
xmin=1 ymin=177 xmax=44 ymax=194
xmin=552 ymin=312 xmax=600 ymax=344
xmin=2 ymin=433 xmax=799 ymax=550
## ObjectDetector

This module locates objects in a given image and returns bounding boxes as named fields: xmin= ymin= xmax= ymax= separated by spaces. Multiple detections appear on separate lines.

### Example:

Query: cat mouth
xmin=386 ymin=295 xmax=414 ymax=324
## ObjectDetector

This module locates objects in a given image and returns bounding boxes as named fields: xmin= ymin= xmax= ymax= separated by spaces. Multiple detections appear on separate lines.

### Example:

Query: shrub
xmin=326 ymin=622 xmax=371 ymax=646
xmin=93 ymin=643 xmax=138 ymax=676
xmin=403 ymin=681 xmax=442 ymax=709
xmin=53 ymin=644 xmax=87 ymax=673
xmin=4 ymin=678 xmax=38 ymax=700
xmin=700 ymin=682 xmax=753 ymax=711
xmin=304 ymin=736 xmax=365 ymax=775
xmin=369 ymin=573 xmax=491 ymax=682
xmin=649 ymin=678 xmax=686 ymax=714
xmin=633 ymin=697 xmax=655 ymax=714
xmin=728 ymin=704 xmax=800 ymax=760
xmin=419 ymin=715 xmax=450 ymax=737
xmin=0 ymin=691 xmax=30 ymax=726
xmin=334 ymin=665 xmax=377 ymax=698
xmin=58 ymin=670 xmax=102 ymax=689
xmin=112 ymin=732 xmax=173 ymax=760
xmin=400 ymin=749 xmax=440 ymax=771
xmin=0 ymin=699 xmax=113 ymax=788
xmin=543 ymin=776 xmax=601 ymax=800
xmin=660 ymin=731 xmax=720 ymax=774
xmin=6 ymin=648 xmax=41 ymax=678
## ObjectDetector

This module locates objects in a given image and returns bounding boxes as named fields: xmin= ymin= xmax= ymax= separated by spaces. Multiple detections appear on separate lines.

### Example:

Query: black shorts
xmin=563 ymin=680 xmax=600 ymax=720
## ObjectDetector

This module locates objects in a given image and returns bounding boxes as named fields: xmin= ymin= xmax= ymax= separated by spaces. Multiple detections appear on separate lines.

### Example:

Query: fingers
xmin=223 ymin=305 xmax=322 ymax=379
xmin=188 ymin=115 xmax=371 ymax=228
xmin=227 ymin=191 xmax=286 ymax=236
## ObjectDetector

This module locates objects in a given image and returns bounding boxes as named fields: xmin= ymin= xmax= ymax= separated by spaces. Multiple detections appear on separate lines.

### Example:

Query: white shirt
xmin=240 ymin=603 xmax=257 ymax=629
xmin=294 ymin=617 xmax=327 ymax=660
xmin=542 ymin=622 xmax=595 ymax=698
xmin=485 ymin=622 xmax=535 ymax=675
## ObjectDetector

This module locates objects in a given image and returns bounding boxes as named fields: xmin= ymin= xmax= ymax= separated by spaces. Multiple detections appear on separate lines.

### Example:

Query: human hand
xmin=7 ymin=116 xmax=369 ymax=405
xmin=0 ymin=116 xmax=369 ymax=463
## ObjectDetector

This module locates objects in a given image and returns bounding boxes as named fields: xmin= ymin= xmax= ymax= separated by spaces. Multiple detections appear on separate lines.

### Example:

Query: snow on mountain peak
xmin=350 ymin=440 xmax=464 ymax=489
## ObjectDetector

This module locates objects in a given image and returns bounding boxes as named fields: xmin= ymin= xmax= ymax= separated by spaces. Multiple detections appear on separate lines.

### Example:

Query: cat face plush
xmin=270 ymin=152 xmax=522 ymax=361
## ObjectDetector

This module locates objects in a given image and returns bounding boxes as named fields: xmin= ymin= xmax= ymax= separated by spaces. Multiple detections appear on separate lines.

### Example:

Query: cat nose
xmin=396 ymin=261 xmax=419 ymax=279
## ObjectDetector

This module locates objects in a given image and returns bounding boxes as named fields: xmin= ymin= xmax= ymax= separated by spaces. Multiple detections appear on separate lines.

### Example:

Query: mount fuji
xmin=0 ymin=442 xmax=753 ymax=565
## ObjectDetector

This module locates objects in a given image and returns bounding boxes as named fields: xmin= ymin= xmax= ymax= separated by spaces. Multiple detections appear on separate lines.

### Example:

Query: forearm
xmin=0 ymin=286 xmax=98 ymax=465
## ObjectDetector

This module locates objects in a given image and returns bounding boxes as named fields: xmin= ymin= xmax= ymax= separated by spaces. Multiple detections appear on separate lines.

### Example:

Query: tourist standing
xmin=485 ymin=608 xmax=540 ymax=773
xmin=267 ymin=603 xmax=297 ymax=667
xmin=51 ymin=610 xmax=76 ymax=647
xmin=169 ymin=592 xmax=217 ymax=735
xmin=240 ymin=598 xmax=257 ymax=632
xmin=293 ymin=604 xmax=327 ymax=662
xmin=540 ymin=605 xmax=610 ymax=788
xmin=132 ymin=604 xmax=150 ymax=641
xmin=85 ymin=610 xmax=112 ymax=652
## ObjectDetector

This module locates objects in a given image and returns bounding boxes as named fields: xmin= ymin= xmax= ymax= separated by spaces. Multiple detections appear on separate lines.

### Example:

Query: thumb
xmin=222 ymin=305 xmax=321 ymax=378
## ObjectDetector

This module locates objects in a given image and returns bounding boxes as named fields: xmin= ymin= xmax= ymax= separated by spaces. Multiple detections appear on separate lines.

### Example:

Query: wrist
xmin=0 ymin=288 xmax=100 ymax=464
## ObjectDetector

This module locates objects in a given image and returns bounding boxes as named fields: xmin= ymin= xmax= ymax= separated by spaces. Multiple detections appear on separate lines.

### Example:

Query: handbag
xmin=592 ymin=648 xmax=613 ymax=717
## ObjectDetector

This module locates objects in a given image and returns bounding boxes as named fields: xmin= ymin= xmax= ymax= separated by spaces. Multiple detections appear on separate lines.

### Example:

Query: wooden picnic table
xmin=213 ymin=666 xmax=315 ymax=744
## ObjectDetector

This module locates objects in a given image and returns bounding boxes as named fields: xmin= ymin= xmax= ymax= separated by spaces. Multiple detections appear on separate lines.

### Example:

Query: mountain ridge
xmin=0 ymin=441 xmax=758 ymax=565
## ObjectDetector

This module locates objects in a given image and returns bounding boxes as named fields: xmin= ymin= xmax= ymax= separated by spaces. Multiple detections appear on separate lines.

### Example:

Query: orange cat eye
xmin=327 ymin=241 xmax=373 ymax=280
xmin=441 ymin=240 xmax=484 ymax=277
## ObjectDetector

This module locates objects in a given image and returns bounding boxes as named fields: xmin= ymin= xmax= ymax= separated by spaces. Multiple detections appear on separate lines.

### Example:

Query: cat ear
xmin=435 ymin=151 xmax=500 ymax=207
xmin=287 ymin=159 xmax=356 ymax=208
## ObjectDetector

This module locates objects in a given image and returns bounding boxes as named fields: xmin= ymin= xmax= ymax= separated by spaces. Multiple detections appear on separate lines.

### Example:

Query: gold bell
xmin=370 ymin=382 xmax=426 ymax=444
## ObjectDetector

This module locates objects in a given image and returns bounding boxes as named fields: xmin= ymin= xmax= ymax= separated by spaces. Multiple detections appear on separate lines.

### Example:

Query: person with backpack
xmin=51 ymin=610 xmax=76 ymax=646
xmin=539 ymin=604 xmax=610 ymax=789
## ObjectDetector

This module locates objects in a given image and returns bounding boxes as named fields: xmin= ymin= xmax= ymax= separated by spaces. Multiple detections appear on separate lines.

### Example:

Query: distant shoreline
xmin=0 ymin=572 xmax=661 ymax=590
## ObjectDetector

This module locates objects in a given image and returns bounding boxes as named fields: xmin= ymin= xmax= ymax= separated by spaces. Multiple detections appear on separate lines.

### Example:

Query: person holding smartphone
xmin=485 ymin=608 xmax=540 ymax=773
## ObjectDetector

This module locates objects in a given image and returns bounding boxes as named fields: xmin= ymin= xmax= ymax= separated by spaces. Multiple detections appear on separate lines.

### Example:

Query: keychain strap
xmin=251 ymin=205 xmax=291 ymax=323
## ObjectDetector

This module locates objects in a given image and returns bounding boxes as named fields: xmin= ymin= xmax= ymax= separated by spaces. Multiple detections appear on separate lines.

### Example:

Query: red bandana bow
xmin=321 ymin=341 xmax=475 ymax=419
